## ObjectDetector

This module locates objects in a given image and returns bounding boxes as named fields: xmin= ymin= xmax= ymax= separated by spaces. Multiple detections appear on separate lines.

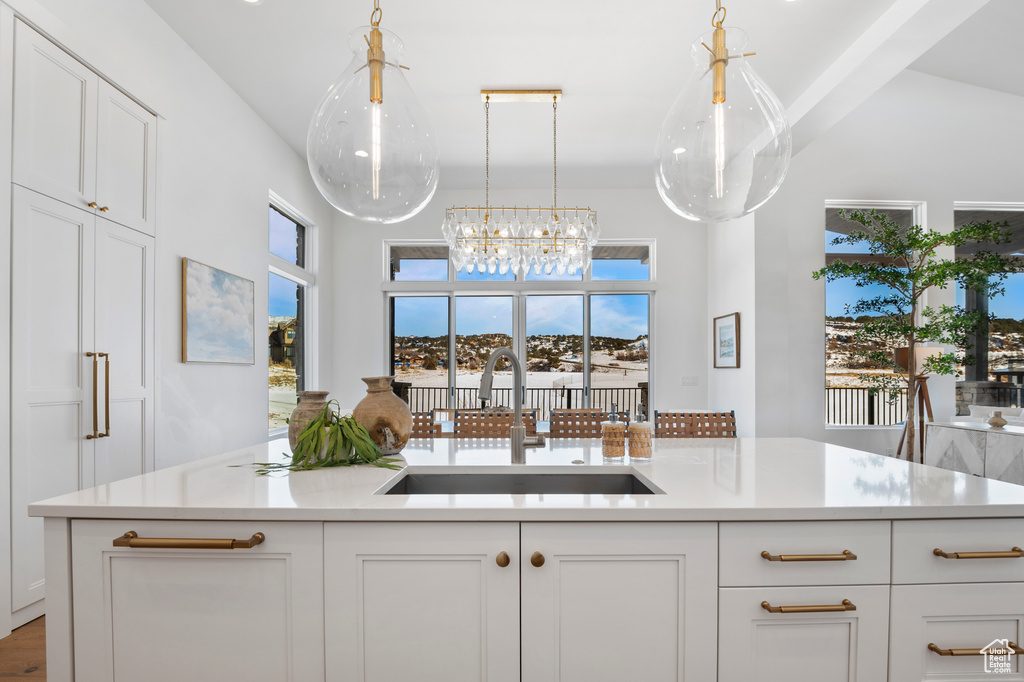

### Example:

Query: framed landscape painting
xmin=713 ymin=312 xmax=740 ymax=369
xmin=182 ymin=258 xmax=255 ymax=364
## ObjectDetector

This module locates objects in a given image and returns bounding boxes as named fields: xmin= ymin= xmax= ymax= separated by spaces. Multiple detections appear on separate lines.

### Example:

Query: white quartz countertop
xmin=929 ymin=421 xmax=1024 ymax=435
xmin=28 ymin=437 xmax=1024 ymax=521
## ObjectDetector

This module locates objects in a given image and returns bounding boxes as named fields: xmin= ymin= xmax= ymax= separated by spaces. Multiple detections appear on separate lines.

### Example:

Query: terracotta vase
xmin=288 ymin=391 xmax=330 ymax=450
xmin=989 ymin=411 xmax=1008 ymax=429
xmin=353 ymin=376 xmax=412 ymax=455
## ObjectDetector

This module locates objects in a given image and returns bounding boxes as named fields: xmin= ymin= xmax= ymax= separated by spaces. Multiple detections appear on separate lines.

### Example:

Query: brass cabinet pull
xmin=761 ymin=599 xmax=856 ymax=614
xmin=761 ymin=549 xmax=857 ymax=562
xmin=113 ymin=530 xmax=266 ymax=549
xmin=87 ymin=201 xmax=98 ymax=208
xmin=85 ymin=352 xmax=110 ymax=439
xmin=99 ymin=206 xmax=109 ymax=212
xmin=531 ymin=551 xmax=545 ymax=568
xmin=928 ymin=642 xmax=1024 ymax=656
xmin=933 ymin=546 xmax=1024 ymax=559
xmin=496 ymin=551 xmax=510 ymax=568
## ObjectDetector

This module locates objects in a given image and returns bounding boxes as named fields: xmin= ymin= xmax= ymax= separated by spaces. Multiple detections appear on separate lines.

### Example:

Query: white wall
xmin=707 ymin=214 xmax=756 ymax=436
xmin=11 ymin=0 xmax=336 ymax=466
xmin=752 ymin=69 xmax=1024 ymax=454
xmin=330 ymin=188 xmax=710 ymax=414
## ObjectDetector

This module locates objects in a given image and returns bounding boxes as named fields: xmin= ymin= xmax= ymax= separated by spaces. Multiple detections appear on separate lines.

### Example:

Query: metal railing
xmin=406 ymin=386 xmax=644 ymax=421
xmin=825 ymin=387 xmax=908 ymax=426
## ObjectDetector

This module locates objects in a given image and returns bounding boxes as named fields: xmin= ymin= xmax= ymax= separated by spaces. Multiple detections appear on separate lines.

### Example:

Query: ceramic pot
xmin=288 ymin=391 xmax=330 ymax=450
xmin=989 ymin=411 xmax=1008 ymax=429
xmin=353 ymin=376 xmax=412 ymax=455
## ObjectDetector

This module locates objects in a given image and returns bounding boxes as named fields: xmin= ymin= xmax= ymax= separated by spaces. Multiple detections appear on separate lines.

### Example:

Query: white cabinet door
xmin=890 ymin=583 xmax=1024 ymax=680
xmin=520 ymin=522 xmax=718 ymax=682
xmin=95 ymin=81 xmax=157 ymax=235
xmin=10 ymin=187 xmax=95 ymax=614
xmin=718 ymin=585 xmax=890 ymax=682
xmin=12 ymin=19 xmax=97 ymax=212
xmin=71 ymin=519 xmax=324 ymax=682
xmin=324 ymin=522 xmax=520 ymax=682
xmin=93 ymin=216 xmax=154 ymax=484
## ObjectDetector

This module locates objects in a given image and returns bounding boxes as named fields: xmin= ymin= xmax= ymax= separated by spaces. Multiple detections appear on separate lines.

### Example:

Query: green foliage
xmin=813 ymin=209 xmax=1022 ymax=399
xmin=244 ymin=400 xmax=402 ymax=474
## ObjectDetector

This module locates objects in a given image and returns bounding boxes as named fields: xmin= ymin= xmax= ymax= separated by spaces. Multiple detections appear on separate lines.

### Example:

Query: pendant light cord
xmin=485 ymin=96 xmax=490 ymax=219
xmin=371 ymin=0 xmax=381 ymax=26
xmin=552 ymin=96 xmax=557 ymax=213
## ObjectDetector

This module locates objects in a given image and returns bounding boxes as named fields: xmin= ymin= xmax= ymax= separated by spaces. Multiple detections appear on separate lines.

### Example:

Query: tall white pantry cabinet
xmin=6 ymin=16 xmax=157 ymax=628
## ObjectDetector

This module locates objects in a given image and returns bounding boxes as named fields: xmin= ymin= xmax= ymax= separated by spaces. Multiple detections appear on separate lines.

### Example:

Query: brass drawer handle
xmin=928 ymin=642 xmax=1024 ymax=656
xmin=933 ymin=547 xmax=1024 ymax=560
xmin=761 ymin=599 xmax=856 ymax=614
xmin=761 ymin=549 xmax=857 ymax=562
xmin=113 ymin=530 xmax=265 ymax=550
xmin=87 ymin=201 xmax=98 ymax=208
xmin=496 ymin=551 xmax=510 ymax=568
xmin=531 ymin=551 xmax=545 ymax=568
xmin=99 ymin=206 xmax=109 ymax=212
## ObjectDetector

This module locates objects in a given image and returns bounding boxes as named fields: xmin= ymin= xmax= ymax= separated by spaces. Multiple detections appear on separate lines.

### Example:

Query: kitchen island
xmin=31 ymin=437 xmax=1024 ymax=681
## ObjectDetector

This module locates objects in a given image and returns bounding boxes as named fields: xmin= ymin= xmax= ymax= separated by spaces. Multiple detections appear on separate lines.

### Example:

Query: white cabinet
xmin=13 ymin=19 xmax=156 ymax=235
xmin=9 ymin=186 xmax=154 ymax=621
xmin=325 ymin=521 xmax=717 ymax=682
xmin=520 ymin=522 xmax=717 ymax=682
xmin=324 ymin=522 xmax=520 ymax=682
xmin=891 ymin=520 xmax=1024 ymax=680
xmin=718 ymin=521 xmax=891 ymax=682
xmin=70 ymin=519 xmax=324 ymax=682
xmin=719 ymin=585 xmax=890 ymax=682
xmin=890 ymin=583 xmax=1024 ymax=680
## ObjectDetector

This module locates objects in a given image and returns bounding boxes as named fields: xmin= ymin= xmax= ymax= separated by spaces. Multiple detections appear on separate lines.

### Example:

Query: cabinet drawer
xmin=890 ymin=583 xmax=1024 ymax=680
xmin=893 ymin=519 xmax=1024 ymax=584
xmin=719 ymin=584 xmax=890 ymax=682
xmin=71 ymin=519 xmax=324 ymax=682
xmin=720 ymin=521 xmax=890 ymax=586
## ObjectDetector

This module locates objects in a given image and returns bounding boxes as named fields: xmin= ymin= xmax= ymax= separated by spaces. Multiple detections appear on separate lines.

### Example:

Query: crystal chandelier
xmin=306 ymin=0 xmax=439 ymax=224
xmin=442 ymin=90 xmax=599 ymax=277
xmin=654 ymin=0 xmax=791 ymax=222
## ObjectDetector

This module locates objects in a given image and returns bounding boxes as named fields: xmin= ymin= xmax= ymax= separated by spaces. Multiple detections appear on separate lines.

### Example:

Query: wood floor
xmin=0 ymin=617 xmax=46 ymax=679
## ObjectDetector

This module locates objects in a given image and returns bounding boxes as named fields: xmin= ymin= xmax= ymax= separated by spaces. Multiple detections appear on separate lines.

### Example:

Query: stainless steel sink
xmin=380 ymin=471 xmax=661 ymax=495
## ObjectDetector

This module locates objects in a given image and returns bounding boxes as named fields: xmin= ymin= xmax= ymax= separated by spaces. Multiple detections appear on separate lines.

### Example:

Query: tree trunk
xmin=904 ymin=345 xmax=916 ymax=462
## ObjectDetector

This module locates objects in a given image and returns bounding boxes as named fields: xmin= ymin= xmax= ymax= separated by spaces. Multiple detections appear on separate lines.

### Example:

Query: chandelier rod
xmin=485 ymin=95 xmax=490 ymax=222
xmin=552 ymin=96 xmax=557 ymax=218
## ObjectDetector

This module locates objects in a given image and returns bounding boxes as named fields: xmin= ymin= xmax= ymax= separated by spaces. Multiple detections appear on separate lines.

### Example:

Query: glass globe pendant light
xmin=307 ymin=1 xmax=439 ymax=224
xmin=655 ymin=1 xmax=791 ymax=223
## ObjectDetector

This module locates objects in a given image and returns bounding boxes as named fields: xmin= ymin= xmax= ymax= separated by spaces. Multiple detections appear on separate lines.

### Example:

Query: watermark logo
xmin=982 ymin=639 xmax=1014 ymax=675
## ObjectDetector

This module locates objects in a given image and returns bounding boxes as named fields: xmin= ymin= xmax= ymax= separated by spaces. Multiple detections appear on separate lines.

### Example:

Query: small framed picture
xmin=182 ymin=258 xmax=255 ymax=364
xmin=713 ymin=312 xmax=740 ymax=369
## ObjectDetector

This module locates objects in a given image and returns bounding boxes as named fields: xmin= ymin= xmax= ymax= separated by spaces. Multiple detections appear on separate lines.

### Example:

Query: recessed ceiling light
xmin=242 ymin=0 xmax=261 ymax=4
xmin=355 ymin=150 xmax=369 ymax=158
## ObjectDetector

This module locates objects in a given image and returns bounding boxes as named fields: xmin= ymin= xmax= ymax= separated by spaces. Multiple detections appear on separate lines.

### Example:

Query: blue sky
xmin=824 ymin=230 xmax=1024 ymax=319
xmin=269 ymin=273 xmax=298 ymax=317
xmin=392 ymin=294 xmax=649 ymax=339
xmin=269 ymin=207 xmax=302 ymax=265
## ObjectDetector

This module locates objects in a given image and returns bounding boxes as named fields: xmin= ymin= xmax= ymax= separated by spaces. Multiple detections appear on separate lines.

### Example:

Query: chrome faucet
xmin=479 ymin=347 xmax=545 ymax=464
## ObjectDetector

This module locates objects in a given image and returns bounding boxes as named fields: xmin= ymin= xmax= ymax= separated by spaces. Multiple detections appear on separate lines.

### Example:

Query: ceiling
xmin=142 ymin=0 xmax=1022 ymax=190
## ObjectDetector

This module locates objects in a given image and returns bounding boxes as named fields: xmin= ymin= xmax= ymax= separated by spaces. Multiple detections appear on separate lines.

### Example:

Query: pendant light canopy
xmin=307 ymin=1 xmax=439 ymax=224
xmin=655 ymin=2 xmax=791 ymax=223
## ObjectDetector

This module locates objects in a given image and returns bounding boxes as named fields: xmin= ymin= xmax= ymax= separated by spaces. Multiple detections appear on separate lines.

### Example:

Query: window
xmin=269 ymin=201 xmax=316 ymax=432
xmin=386 ymin=241 xmax=653 ymax=421
xmin=824 ymin=204 xmax=915 ymax=426
xmin=955 ymin=207 xmax=1024 ymax=413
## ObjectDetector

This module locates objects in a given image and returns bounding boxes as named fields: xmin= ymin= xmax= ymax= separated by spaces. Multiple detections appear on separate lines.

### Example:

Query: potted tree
xmin=813 ymin=209 xmax=1021 ymax=460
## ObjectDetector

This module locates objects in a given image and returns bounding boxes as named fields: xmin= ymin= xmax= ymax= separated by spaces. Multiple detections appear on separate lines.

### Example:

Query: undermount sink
xmin=380 ymin=470 xmax=662 ymax=495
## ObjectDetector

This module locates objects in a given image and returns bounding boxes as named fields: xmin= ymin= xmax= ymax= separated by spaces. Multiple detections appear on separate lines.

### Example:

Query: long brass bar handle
xmin=761 ymin=549 xmax=857 ymax=562
xmin=761 ymin=599 xmax=856 ymax=614
xmin=933 ymin=547 xmax=1024 ymax=559
xmin=99 ymin=352 xmax=110 ymax=438
xmin=928 ymin=642 xmax=1024 ymax=656
xmin=85 ymin=352 xmax=100 ymax=439
xmin=113 ymin=530 xmax=266 ymax=550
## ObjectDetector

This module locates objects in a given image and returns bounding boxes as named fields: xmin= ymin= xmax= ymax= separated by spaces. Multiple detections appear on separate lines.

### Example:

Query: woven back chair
xmin=548 ymin=408 xmax=608 ymax=438
xmin=453 ymin=409 xmax=538 ymax=437
xmin=409 ymin=411 xmax=440 ymax=438
xmin=654 ymin=410 xmax=737 ymax=438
